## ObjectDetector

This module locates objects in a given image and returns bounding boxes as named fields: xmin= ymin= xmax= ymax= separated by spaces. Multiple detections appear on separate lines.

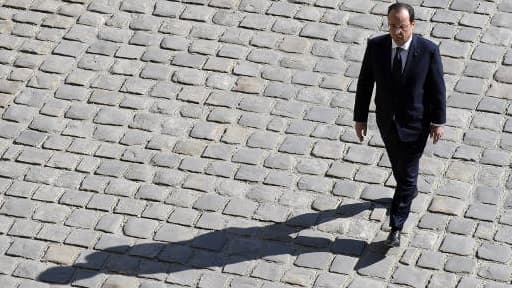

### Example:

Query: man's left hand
xmin=430 ymin=125 xmax=444 ymax=144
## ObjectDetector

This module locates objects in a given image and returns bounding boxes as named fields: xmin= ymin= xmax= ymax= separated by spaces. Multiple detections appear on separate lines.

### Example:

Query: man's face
xmin=388 ymin=8 xmax=415 ymax=46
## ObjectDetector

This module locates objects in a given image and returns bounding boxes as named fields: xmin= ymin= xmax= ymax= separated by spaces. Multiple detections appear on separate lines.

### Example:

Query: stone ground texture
xmin=0 ymin=0 xmax=511 ymax=287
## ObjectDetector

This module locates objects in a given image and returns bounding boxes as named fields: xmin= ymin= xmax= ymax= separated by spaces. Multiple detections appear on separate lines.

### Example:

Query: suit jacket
xmin=354 ymin=33 xmax=446 ymax=142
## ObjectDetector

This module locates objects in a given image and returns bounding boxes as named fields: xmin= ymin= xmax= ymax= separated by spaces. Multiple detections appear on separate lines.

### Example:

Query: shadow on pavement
xmin=38 ymin=198 xmax=393 ymax=284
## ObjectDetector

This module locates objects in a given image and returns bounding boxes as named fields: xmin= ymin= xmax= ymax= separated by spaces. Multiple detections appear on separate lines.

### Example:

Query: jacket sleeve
xmin=427 ymin=45 xmax=446 ymax=125
xmin=353 ymin=39 xmax=375 ymax=123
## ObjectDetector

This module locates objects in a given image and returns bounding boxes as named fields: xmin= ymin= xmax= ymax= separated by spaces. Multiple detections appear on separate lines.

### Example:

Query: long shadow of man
xmin=38 ymin=198 xmax=394 ymax=284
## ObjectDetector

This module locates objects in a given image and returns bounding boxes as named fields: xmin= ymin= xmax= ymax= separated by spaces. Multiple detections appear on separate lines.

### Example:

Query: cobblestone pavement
xmin=0 ymin=0 xmax=511 ymax=287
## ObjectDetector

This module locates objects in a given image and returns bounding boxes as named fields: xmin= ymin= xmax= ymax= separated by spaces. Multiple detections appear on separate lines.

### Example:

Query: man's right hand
xmin=354 ymin=122 xmax=367 ymax=142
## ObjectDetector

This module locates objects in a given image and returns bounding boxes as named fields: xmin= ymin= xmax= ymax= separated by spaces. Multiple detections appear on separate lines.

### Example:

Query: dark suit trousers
xmin=380 ymin=123 xmax=428 ymax=231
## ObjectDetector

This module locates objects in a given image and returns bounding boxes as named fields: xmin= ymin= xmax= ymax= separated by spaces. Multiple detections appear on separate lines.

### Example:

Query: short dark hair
xmin=388 ymin=2 xmax=415 ymax=22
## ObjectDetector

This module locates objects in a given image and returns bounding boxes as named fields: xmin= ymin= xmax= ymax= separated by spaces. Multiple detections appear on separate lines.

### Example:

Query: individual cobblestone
xmin=6 ymin=238 xmax=46 ymax=260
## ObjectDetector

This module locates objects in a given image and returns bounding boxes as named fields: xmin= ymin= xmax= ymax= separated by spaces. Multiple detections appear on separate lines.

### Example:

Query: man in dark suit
xmin=354 ymin=3 xmax=446 ymax=247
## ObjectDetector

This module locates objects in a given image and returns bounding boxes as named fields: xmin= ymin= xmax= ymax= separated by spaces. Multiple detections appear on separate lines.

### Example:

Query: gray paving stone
xmin=311 ymin=124 xmax=342 ymax=140
xmin=123 ymin=217 xmax=158 ymax=239
xmin=12 ymin=260 xmax=48 ymax=281
xmin=436 ymin=179 xmax=472 ymax=199
xmin=478 ymin=165 xmax=505 ymax=187
xmin=452 ymin=145 xmax=480 ymax=161
xmin=102 ymin=275 xmax=139 ymax=288
xmin=0 ymin=214 xmax=13 ymax=234
xmin=95 ymin=214 xmax=124 ymax=234
xmin=464 ymin=129 xmax=499 ymax=148
xmin=418 ymin=213 xmax=450 ymax=231
xmin=281 ymin=267 xmax=316 ymax=286
xmin=238 ymin=0 xmax=271 ymax=13
xmin=36 ymin=224 xmax=71 ymax=242
xmin=472 ymin=112 xmax=504 ymax=132
xmin=478 ymin=262 xmax=512 ymax=282
xmin=65 ymin=209 xmax=100 ymax=229
xmin=428 ymin=273 xmax=458 ymax=288
xmin=267 ymin=117 xmax=287 ymax=132
xmin=296 ymin=159 xmax=329 ymax=176
xmin=360 ymin=185 xmax=394 ymax=202
xmin=447 ymin=217 xmax=476 ymax=235
xmin=292 ymin=71 xmax=322 ymax=87
xmin=221 ymin=198 xmax=257 ymax=218
xmin=477 ymin=97 xmax=508 ymax=114
xmin=263 ymin=153 xmax=294 ymax=170
xmin=356 ymin=251 xmax=396 ymax=279
xmin=399 ymin=248 xmax=419 ymax=266
xmin=183 ymin=174 xmax=215 ymax=192
xmin=312 ymin=140 xmax=344 ymax=159
xmin=153 ymin=0 xmax=184 ymax=17
xmin=410 ymin=230 xmax=439 ymax=249
xmin=0 ymin=255 xmax=17 ymax=275
xmin=44 ymin=244 xmax=81 ymax=265
xmin=300 ymin=23 xmax=336 ymax=41
xmin=354 ymin=166 xmax=388 ymax=184
xmin=465 ymin=203 xmax=498 ymax=222
xmin=278 ymin=135 xmax=312 ymax=155
xmin=477 ymin=243 xmax=512 ymax=263
xmin=392 ymin=265 xmax=431 ymax=288
xmin=432 ymin=23 xmax=457 ymax=38
xmin=440 ymin=234 xmax=476 ymax=255
xmin=205 ymin=161 xmax=237 ymax=178
xmin=218 ymin=44 xmax=249 ymax=59
xmin=347 ymin=14 xmax=381 ymax=30
xmin=264 ymin=83 xmax=297 ymax=100
xmin=181 ymin=5 xmax=216 ymax=22
xmin=179 ymin=157 xmax=207 ymax=173
xmin=417 ymin=251 xmax=446 ymax=270
xmin=173 ymin=68 xmax=206 ymax=85
xmin=286 ymin=120 xmax=316 ymax=135
xmin=428 ymin=196 xmax=466 ymax=216
xmin=6 ymin=238 xmax=46 ymax=259
xmin=235 ymin=165 xmax=267 ymax=182
xmin=197 ymin=271 xmax=228 ymax=288
xmin=347 ymin=277 xmax=386 ymax=288
xmin=195 ymin=212 xmax=228 ymax=230
xmin=87 ymin=194 xmax=118 ymax=212
xmin=251 ymin=261 xmax=285 ymax=281
xmin=272 ymin=18 xmax=303 ymax=35
xmin=482 ymin=27 xmax=512 ymax=47
xmin=313 ymin=272 xmax=348 ymax=288
xmin=115 ymin=197 xmax=146 ymax=216
xmin=245 ymin=132 xmax=279 ymax=150
xmin=456 ymin=276 xmax=481 ymax=288
xmin=5 ymin=180 xmax=37 ymax=199
xmin=206 ymin=73 xmax=236 ymax=90
xmin=0 ymin=197 xmax=34 ymax=218
xmin=240 ymin=14 xmax=274 ymax=31
xmin=475 ymin=164 xmax=505 ymax=184
xmin=188 ymin=40 xmax=219 ymax=56
xmin=326 ymin=254 xmax=356 ymax=275
xmin=8 ymin=219 xmax=41 ymax=238
xmin=298 ymin=175 xmax=333 ymax=193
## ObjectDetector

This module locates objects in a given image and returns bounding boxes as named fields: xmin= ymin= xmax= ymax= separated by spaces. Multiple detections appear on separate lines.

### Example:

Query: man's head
xmin=387 ymin=3 xmax=415 ymax=46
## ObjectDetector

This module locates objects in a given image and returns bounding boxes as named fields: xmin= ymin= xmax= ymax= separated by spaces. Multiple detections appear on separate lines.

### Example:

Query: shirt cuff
xmin=431 ymin=122 xmax=444 ymax=126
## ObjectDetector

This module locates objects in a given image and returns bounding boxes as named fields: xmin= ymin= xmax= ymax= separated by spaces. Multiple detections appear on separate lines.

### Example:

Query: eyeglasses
xmin=388 ymin=23 xmax=411 ymax=31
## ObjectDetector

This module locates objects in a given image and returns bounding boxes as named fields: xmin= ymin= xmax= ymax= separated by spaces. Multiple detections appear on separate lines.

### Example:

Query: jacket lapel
xmin=382 ymin=35 xmax=392 ymax=85
xmin=402 ymin=34 xmax=418 ymax=83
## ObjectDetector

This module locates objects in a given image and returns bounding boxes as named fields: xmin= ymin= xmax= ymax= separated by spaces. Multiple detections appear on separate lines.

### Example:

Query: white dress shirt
xmin=391 ymin=37 xmax=412 ymax=72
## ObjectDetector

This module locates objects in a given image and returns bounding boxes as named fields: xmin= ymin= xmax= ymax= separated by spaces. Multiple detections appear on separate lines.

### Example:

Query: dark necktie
xmin=392 ymin=47 xmax=402 ymax=82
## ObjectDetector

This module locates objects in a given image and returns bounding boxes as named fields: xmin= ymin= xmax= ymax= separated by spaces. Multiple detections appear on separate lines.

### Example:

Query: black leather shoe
xmin=385 ymin=230 xmax=401 ymax=247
